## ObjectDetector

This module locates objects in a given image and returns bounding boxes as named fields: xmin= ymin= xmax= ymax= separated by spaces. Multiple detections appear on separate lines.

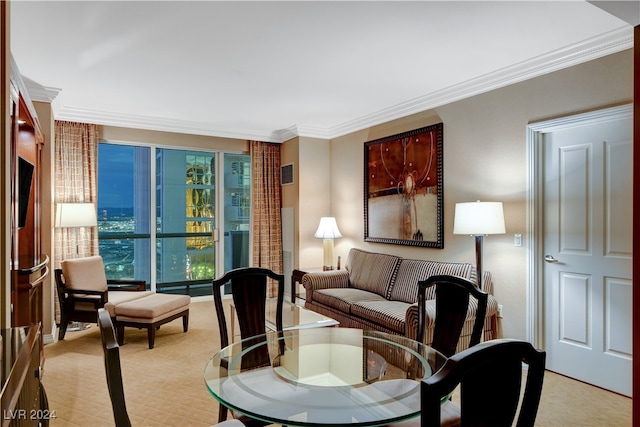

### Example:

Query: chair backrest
xmin=212 ymin=267 xmax=285 ymax=368
xmin=97 ymin=308 xmax=132 ymax=427
xmin=421 ymin=339 xmax=545 ymax=427
xmin=61 ymin=255 xmax=108 ymax=291
xmin=418 ymin=275 xmax=488 ymax=357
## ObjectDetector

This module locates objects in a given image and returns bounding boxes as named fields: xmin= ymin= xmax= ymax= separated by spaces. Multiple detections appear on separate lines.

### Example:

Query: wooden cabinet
xmin=0 ymin=325 xmax=49 ymax=427
xmin=9 ymin=61 xmax=48 ymax=331
xmin=13 ymin=256 xmax=49 ymax=329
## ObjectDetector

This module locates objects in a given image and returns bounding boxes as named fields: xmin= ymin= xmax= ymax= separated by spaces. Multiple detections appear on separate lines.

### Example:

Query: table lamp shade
xmin=314 ymin=217 xmax=342 ymax=270
xmin=453 ymin=202 xmax=505 ymax=235
xmin=314 ymin=217 xmax=342 ymax=239
xmin=55 ymin=203 xmax=98 ymax=228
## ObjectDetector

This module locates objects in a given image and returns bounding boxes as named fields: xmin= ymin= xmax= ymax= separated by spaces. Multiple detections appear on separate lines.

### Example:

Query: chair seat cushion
xmin=114 ymin=294 xmax=190 ymax=320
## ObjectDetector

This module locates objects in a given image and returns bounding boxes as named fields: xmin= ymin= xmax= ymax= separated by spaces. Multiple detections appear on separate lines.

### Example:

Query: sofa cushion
xmin=313 ymin=288 xmax=387 ymax=314
xmin=350 ymin=300 xmax=411 ymax=334
xmin=389 ymin=259 xmax=473 ymax=303
xmin=346 ymin=249 xmax=401 ymax=298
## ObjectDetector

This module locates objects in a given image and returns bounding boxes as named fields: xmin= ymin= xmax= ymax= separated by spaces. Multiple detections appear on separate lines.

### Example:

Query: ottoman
xmin=113 ymin=293 xmax=190 ymax=349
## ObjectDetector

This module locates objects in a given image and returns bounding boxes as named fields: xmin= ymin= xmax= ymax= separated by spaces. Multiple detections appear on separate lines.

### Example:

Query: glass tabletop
xmin=204 ymin=327 xmax=447 ymax=426
xmin=230 ymin=299 xmax=339 ymax=343
xmin=266 ymin=299 xmax=340 ymax=331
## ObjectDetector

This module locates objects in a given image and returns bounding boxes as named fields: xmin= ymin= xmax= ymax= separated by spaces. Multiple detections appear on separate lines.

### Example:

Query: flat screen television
xmin=18 ymin=156 xmax=34 ymax=228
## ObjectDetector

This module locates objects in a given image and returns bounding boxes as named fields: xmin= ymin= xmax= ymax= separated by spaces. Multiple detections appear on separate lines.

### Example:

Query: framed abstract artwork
xmin=364 ymin=123 xmax=444 ymax=248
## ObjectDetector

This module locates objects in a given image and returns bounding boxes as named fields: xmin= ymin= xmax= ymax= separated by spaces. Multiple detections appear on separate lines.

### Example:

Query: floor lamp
xmin=453 ymin=201 xmax=505 ymax=289
xmin=55 ymin=202 xmax=98 ymax=330
xmin=314 ymin=217 xmax=342 ymax=271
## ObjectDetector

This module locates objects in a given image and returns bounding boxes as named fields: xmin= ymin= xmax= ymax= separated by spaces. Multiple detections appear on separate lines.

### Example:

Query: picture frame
xmin=364 ymin=123 xmax=444 ymax=248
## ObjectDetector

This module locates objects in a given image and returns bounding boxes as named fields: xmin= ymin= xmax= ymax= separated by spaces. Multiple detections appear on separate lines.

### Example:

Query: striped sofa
xmin=302 ymin=248 xmax=498 ymax=353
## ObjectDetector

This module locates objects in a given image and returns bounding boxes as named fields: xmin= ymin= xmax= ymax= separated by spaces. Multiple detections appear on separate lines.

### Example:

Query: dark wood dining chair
xmin=99 ymin=308 xmax=245 ymax=427
xmin=417 ymin=275 xmax=488 ymax=357
xmin=421 ymin=338 xmax=546 ymax=427
xmin=98 ymin=308 xmax=132 ymax=427
xmin=212 ymin=267 xmax=285 ymax=425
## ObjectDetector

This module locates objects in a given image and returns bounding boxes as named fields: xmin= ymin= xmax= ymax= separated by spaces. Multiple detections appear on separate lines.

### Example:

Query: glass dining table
xmin=204 ymin=327 xmax=447 ymax=426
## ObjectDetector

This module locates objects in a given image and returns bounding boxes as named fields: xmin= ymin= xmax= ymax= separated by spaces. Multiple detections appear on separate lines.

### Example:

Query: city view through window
xmin=98 ymin=143 xmax=250 ymax=296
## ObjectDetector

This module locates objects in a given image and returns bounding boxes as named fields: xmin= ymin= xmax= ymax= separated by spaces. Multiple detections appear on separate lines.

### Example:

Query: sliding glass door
xmin=98 ymin=143 xmax=250 ymax=296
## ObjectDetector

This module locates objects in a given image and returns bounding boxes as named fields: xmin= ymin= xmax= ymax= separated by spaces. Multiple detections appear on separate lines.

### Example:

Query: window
xmin=98 ymin=143 xmax=250 ymax=296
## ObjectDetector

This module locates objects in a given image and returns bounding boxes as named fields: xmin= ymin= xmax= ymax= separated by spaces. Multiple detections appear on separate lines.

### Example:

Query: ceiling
xmin=9 ymin=1 xmax=636 ymax=143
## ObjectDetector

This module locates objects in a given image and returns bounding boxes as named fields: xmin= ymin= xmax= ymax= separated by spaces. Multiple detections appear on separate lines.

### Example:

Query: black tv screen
xmin=18 ymin=157 xmax=34 ymax=228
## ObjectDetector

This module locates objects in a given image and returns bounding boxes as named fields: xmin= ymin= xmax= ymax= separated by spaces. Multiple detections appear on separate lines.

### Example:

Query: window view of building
xmin=98 ymin=143 xmax=152 ymax=285
xmin=98 ymin=143 xmax=250 ymax=297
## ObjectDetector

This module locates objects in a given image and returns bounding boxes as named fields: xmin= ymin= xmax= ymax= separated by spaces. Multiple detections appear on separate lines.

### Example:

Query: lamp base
xmin=322 ymin=239 xmax=335 ymax=272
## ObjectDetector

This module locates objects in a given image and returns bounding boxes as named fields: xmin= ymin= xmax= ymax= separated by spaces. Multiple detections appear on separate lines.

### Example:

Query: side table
xmin=291 ymin=267 xmax=327 ymax=304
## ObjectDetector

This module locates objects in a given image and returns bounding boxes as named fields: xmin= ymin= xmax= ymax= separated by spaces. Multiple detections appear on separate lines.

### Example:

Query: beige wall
xmin=298 ymin=137 xmax=331 ymax=268
xmin=320 ymin=50 xmax=633 ymax=340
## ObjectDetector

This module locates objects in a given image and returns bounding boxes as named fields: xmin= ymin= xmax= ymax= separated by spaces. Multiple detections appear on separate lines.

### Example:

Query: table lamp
xmin=453 ymin=201 xmax=505 ymax=288
xmin=314 ymin=217 xmax=342 ymax=271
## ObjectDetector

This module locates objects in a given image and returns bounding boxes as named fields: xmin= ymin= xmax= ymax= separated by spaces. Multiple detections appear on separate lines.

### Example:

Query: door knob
xmin=544 ymin=255 xmax=559 ymax=263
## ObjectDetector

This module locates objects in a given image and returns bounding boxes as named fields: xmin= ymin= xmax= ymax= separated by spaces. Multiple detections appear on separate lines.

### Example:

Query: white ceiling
xmin=9 ymin=1 xmax=635 ymax=143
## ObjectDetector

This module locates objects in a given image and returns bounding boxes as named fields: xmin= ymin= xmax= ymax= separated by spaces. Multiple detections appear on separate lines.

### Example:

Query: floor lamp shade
xmin=453 ymin=202 xmax=505 ymax=236
xmin=453 ymin=201 xmax=505 ymax=288
xmin=55 ymin=203 xmax=98 ymax=228
xmin=314 ymin=217 xmax=342 ymax=271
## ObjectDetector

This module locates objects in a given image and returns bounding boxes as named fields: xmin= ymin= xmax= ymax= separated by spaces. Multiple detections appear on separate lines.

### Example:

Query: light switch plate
xmin=514 ymin=233 xmax=522 ymax=247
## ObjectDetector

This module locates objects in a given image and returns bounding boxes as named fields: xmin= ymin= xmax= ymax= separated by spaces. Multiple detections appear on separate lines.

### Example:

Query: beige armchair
xmin=55 ymin=255 xmax=151 ymax=340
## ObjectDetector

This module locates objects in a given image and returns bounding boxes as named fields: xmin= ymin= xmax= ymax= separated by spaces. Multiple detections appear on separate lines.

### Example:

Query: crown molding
xmin=324 ymin=26 xmax=633 ymax=140
xmin=54 ymin=107 xmax=281 ymax=142
xmin=24 ymin=26 xmax=632 ymax=144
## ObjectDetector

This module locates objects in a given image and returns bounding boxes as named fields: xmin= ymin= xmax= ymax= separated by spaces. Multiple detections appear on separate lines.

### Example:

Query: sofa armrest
xmin=480 ymin=271 xmax=494 ymax=295
xmin=405 ymin=301 xmax=436 ymax=342
xmin=302 ymin=270 xmax=350 ymax=303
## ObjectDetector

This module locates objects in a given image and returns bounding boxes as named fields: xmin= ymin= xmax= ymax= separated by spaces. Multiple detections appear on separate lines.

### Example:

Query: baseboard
xmin=44 ymin=333 xmax=55 ymax=345
xmin=45 ymin=325 xmax=57 ymax=345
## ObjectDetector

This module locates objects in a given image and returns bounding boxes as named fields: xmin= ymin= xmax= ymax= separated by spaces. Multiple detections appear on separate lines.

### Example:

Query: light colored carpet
xmin=41 ymin=300 xmax=631 ymax=427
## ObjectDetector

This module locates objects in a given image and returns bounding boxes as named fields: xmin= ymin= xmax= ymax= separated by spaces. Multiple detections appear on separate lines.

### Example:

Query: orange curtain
xmin=53 ymin=121 xmax=99 ymax=265
xmin=250 ymin=141 xmax=283 ymax=296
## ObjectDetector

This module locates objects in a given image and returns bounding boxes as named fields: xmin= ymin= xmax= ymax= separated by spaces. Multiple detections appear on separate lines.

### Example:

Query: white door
xmin=543 ymin=107 xmax=632 ymax=396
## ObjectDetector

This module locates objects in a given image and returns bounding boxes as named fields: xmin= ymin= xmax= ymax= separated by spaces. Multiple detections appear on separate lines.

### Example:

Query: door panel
xmin=559 ymin=144 xmax=590 ymax=253
xmin=605 ymin=278 xmax=632 ymax=357
xmin=559 ymin=272 xmax=590 ymax=347
xmin=544 ymin=109 xmax=632 ymax=396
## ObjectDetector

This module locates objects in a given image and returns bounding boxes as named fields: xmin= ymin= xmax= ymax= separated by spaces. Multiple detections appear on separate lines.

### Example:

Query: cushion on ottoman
xmin=113 ymin=293 xmax=190 ymax=349
xmin=104 ymin=290 xmax=153 ymax=317
xmin=115 ymin=293 xmax=190 ymax=319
